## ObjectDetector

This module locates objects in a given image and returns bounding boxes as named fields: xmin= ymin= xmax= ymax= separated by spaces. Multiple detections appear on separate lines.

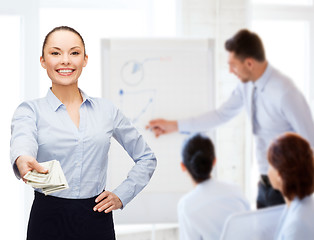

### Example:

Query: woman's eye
xmin=51 ymin=52 xmax=60 ymax=55
xmin=71 ymin=51 xmax=80 ymax=55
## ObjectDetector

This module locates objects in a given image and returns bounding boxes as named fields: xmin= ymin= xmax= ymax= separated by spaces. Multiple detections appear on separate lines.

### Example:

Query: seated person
xmin=268 ymin=132 xmax=314 ymax=240
xmin=177 ymin=134 xmax=250 ymax=240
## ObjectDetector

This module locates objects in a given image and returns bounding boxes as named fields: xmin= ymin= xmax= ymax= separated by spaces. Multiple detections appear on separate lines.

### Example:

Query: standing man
xmin=146 ymin=29 xmax=314 ymax=209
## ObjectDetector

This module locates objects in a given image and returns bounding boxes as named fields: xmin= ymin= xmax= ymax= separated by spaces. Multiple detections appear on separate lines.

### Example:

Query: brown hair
xmin=42 ymin=26 xmax=86 ymax=58
xmin=225 ymin=29 xmax=265 ymax=62
xmin=268 ymin=133 xmax=314 ymax=201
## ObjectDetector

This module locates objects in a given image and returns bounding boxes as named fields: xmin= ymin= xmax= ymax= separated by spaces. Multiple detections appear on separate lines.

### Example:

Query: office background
xmin=1 ymin=0 xmax=314 ymax=239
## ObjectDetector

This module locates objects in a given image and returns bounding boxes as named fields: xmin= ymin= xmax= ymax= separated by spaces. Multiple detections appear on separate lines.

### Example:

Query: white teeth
xmin=58 ymin=69 xmax=73 ymax=73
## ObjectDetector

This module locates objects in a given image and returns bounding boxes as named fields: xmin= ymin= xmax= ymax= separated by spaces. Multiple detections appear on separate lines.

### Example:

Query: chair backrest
xmin=220 ymin=204 xmax=285 ymax=240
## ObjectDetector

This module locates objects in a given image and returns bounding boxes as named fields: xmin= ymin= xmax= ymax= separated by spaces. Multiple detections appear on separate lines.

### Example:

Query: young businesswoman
xmin=268 ymin=133 xmax=314 ymax=240
xmin=177 ymin=134 xmax=249 ymax=240
xmin=10 ymin=26 xmax=157 ymax=240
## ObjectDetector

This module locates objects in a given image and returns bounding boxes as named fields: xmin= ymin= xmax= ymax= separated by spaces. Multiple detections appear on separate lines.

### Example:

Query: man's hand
xmin=146 ymin=119 xmax=178 ymax=137
xmin=94 ymin=191 xmax=123 ymax=213
xmin=15 ymin=155 xmax=48 ymax=182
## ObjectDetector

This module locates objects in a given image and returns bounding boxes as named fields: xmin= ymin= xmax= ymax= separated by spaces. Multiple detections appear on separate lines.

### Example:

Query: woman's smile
xmin=56 ymin=68 xmax=75 ymax=76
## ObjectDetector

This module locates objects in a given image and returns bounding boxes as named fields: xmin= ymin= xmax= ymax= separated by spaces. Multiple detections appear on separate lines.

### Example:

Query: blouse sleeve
xmin=10 ymin=102 xmax=38 ymax=179
xmin=111 ymin=108 xmax=157 ymax=208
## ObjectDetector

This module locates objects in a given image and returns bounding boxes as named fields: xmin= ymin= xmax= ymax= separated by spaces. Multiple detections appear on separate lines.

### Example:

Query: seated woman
xmin=268 ymin=132 xmax=314 ymax=240
xmin=177 ymin=134 xmax=250 ymax=240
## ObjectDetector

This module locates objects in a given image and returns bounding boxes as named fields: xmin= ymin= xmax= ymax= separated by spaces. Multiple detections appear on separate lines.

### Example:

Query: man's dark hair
xmin=225 ymin=29 xmax=265 ymax=62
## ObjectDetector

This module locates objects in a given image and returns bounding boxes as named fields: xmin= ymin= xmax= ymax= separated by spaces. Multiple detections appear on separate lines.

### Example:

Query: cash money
xmin=24 ymin=160 xmax=69 ymax=195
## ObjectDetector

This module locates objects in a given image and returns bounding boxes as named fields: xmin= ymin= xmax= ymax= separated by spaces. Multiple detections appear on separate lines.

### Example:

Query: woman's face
xmin=40 ymin=30 xmax=88 ymax=87
xmin=268 ymin=163 xmax=283 ymax=192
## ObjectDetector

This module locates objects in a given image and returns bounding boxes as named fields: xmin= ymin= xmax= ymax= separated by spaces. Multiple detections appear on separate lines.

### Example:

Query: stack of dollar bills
xmin=24 ymin=160 xmax=69 ymax=195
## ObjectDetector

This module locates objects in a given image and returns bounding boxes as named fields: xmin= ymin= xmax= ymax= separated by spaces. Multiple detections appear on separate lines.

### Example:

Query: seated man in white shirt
xmin=178 ymin=134 xmax=250 ymax=240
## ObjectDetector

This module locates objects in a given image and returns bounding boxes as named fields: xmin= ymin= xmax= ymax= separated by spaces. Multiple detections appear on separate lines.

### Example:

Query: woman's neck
xmin=284 ymin=196 xmax=294 ymax=207
xmin=51 ymin=84 xmax=82 ymax=105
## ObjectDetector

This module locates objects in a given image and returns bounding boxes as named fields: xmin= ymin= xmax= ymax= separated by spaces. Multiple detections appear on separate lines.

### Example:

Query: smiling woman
xmin=40 ymin=27 xmax=88 ymax=92
xmin=10 ymin=26 xmax=157 ymax=240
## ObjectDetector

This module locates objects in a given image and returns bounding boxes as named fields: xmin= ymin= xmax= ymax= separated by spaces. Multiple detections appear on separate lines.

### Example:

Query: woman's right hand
xmin=15 ymin=155 xmax=48 ymax=182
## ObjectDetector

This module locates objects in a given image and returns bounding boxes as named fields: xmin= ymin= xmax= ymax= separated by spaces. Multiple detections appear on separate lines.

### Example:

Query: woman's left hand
xmin=93 ymin=191 xmax=123 ymax=213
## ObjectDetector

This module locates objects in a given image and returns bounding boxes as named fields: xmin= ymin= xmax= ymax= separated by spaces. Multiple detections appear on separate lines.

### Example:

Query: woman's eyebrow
xmin=70 ymin=46 xmax=81 ymax=50
xmin=49 ymin=46 xmax=81 ymax=50
xmin=50 ymin=47 xmax=61 ymax=50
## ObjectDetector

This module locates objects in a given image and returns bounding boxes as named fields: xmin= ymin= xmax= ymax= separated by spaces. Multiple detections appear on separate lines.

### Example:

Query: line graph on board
xmin=120 ymin=57 xmax=171 ymax=87
xmin=118 ymin=56 xmax=171 ymax=129
xmin=118 ymin=88 xmax=157 ymax=127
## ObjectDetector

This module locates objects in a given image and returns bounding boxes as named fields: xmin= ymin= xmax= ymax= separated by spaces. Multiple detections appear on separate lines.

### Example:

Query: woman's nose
xmin=61 ymin=54 xmax=70 ymax=64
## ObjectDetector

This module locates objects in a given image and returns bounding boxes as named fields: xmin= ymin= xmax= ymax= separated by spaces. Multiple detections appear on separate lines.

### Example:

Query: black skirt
xmin=27 ymin=191 xmax=115 ymax=240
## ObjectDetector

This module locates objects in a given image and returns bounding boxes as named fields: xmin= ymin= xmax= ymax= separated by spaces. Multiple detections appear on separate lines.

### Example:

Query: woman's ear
xmin=276 ymin=172 xmax=283 ymax=185
xmin=212 ymin=158 xmax=217 ymax=167
xmin=40 ymin=56 xmax=47 ymax=69
xmin=180 ymin=162 xmax=186 ymax=172
xmin=83 ymin=54 xmax=88 ymax=67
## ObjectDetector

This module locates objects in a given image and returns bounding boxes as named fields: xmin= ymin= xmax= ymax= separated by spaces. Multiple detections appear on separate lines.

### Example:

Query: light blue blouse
xmin=10 ymin=88 xmax=157 ymax=207
xmin=275 ymin=195 xmax=314 ymax=240
xmin=179 ymin=64 xmax=314 ymax=174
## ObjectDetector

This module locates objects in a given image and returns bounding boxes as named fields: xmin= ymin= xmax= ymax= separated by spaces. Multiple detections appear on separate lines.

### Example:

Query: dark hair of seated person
xmin=268 ymin=132 xmax=314 ymax=201
xmin=182 ymin=134 xmax=216 ymax=184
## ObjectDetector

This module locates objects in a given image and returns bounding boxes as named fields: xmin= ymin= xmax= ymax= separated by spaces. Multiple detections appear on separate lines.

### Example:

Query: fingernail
xmin=93 ymin=207 xmax=97 ymax=211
